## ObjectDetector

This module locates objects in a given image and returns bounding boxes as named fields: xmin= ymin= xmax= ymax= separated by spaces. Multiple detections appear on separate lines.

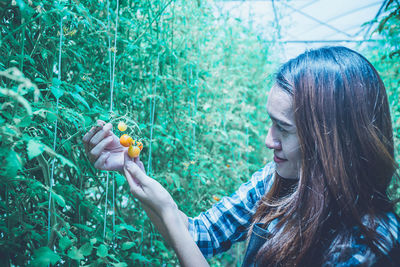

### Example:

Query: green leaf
xmin=90 ymin=238 xmax=97 ymax=245
xmin=51 ymin=78 xmax=64 ymax=99
xmin=51 ymin=191 xmax=66 ymax=207
xmin=42 ymin=49 xmax=48 ymax=60
xmin=73 ymin=223 xmax=94 ymax=232
xmin=115 ymin=173 xmax=126 ymax=187
xmin=71 ymin=92 xmax=90 ymax=110
xmin=170 ymin=173 xmax=181 ymax=188
xmin=17 ymin=116 xmax=32 ymax=127
xmin=27 ymin=140 xmax=46 ymax=160
xmin=79 ymin=242 xmax=93 ymax=257
xmin=98 ymin=113 xmax=110 ymax=122
xmin=34 ymin=77 xmax=47 ymax=83
xmin=0 ymin=88 xmax=32 ymax=115
xmin=51 ymin=86 xmax=64 ymax=99
xmin=121 ymin=242 xmax=135 ymax=250
xmin=1 ymin=150 xmax=23 ymax=178
xmin=26 ymin=139 xmax=78 ymax=172
xmin=15 ymin=0 xmax=35 ymax=17
xmin=52 ymin=77 xmax=61 ymax=87
xmin=130 ymin=252 xmax=150 ymax=263
xmin=115 ymin=224 xmax=137 ymax=233
xmin=32 ymin=247 xmax=60 ymax=266
xmin=59 ymin=236 xmax=72 ymax=251
xmin=46 ymin=111 xmax=58 ymax=123
xmin=68 ymin=246 xmax=84 ymax=261
xmin=74 ymin=85 xmax=83 ymax=92
xmin=53 ymin=152 xmax=79 ymax=171
xmin=112 ymin=263 xmax=128 ymax=267
xmin=96 ymin=244 xmax=108 ymax=258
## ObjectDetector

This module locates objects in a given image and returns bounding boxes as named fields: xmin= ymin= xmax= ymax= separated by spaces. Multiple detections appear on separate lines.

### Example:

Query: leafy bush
xmin=366 ymin=0 xmax=400 ymax=213
xmin=0 ymin=0 xmax=273 ymax=265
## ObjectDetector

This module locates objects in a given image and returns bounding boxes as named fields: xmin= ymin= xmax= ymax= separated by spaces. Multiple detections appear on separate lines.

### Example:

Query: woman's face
xmin=265 ymin=85 xmax=301 ymax=179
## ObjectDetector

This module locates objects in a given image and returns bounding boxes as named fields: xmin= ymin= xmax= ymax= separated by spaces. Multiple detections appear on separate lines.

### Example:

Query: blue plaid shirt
xmin=187 ymin=162 xmax=400 ymax=265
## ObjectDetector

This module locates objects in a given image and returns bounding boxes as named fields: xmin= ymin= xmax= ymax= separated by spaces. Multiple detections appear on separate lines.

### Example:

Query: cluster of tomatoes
xmin=118 ymin=121 xmax=143 ymax=158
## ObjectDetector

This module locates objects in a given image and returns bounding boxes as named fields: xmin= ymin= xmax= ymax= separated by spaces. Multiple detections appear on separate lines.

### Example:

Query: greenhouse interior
xmin=1 ymin=0 xmax=399 ymax=266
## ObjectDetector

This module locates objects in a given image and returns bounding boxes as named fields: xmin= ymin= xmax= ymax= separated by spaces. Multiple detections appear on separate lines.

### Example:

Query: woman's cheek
xmin=286 ymin=134 xmax=301 ymax=160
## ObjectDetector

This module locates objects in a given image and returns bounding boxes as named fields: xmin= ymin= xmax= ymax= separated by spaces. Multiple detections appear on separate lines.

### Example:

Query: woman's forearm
xmin=161 ymin=209 xmax=209 ymax=267
xmin=141 ymin=204 xmax=208 ymax=266
xmin=122 ymin=163 xmax=204 ymax=265
xmin=141 ymin=202 xmax=173 ymax=245
xmin=141 ymin=203 xmax=189 ymax=247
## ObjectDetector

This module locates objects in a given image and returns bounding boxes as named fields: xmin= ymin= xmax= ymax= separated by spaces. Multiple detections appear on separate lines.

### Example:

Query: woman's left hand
xmin=123 ymin=154 xmax=178 ymax=218
xmin=124 ymin=154 xmax=209 ymax=267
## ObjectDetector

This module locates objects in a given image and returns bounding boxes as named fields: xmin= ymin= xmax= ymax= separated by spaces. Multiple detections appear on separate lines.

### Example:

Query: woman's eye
xmin=276 ymin=124 xmax=287 ymax=133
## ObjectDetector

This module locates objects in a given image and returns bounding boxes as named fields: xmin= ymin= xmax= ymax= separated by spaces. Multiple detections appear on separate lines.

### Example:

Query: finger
xmin=94 ymin=152 xmax=110 ymax=170
xmin=124 ymin=150 xmax=134 ymax=165
xmin=89 ymin=123 xmax=113 ymax=147
xmin=89 ymin=135 xmax=113 ymax=162
xmin=125 ymin=160 xmax=149 ymax=186
xmin=124 ymin=153 xmax=148 ymax=185
xmin=83 ymin=126 xmax=103 ymax=156
xmin=123 ymin=167 xmax=143 ymax=197
xmin=133 ymin=156 xmax=146 ymax=173
xmin=97 ymin=120 xmax=106 ymax=126
xmin=82 ymin=125 xmax=102 ymax=145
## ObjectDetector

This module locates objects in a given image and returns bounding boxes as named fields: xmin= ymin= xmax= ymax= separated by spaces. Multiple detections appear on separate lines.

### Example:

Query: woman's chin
xmin=276 ymin=167 xmax=299 ymax=180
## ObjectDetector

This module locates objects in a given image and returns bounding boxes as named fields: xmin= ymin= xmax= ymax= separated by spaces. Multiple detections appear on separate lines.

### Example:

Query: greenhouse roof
xmin=216 ymin=0 xmax=387 ymax=60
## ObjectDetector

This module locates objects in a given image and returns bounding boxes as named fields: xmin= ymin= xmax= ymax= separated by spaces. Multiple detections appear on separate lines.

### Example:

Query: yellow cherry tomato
xmin=120 ymin=134 xmax=133 ymax=147
xmin=137 ymin=141 xmax=143 ymax=151
xmin=212 ymin=195 xmax=220 ymax=202
xmin=128 ymin=145 xmax=140 ymax=158
xmin=118 ymin=121 xmax=127 ymax=132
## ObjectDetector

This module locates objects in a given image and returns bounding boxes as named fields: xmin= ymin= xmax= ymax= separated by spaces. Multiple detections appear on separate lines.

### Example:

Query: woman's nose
xmin=265 ymin=127 xmax=281 ymax=150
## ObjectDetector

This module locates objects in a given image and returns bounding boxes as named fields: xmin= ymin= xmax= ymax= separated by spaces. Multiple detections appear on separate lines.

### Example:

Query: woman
xmin=83 ymin=46 xmax=400 ymax=266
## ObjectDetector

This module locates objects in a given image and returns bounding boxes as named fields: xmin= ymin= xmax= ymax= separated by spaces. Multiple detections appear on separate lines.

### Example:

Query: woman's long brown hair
xmin=251 ymin=46 xmax=398 ymax=266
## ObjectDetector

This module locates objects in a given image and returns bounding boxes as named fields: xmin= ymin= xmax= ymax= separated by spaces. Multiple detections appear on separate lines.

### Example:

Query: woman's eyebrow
xmin=269 ymin=114 xmax=292 ymax=127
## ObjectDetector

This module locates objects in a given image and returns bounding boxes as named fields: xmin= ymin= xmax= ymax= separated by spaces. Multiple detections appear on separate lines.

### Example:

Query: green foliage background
xmin=0 ymin=0 xmax=398 ymax=266
xmin=366 ymin=0 xmax=400 ymax=216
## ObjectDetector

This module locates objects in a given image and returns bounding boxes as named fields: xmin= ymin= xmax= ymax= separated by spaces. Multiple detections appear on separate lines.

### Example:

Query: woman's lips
xmin=274 ymin=154 xmax=288 ymax=163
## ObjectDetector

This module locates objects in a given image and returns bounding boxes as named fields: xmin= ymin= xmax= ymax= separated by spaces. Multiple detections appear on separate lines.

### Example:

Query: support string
xmin=104 ymin=0 xmax=119 ymax=241
xmin=111 ymin=0 xmax=119 ymax=242
xmin=48 ymin=16 xmax=63 ymax=243
xmin=147 ymin=53 xmax=160 ymax=175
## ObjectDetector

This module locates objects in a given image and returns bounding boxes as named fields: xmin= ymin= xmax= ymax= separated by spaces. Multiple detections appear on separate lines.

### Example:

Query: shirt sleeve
xmin=187 ymin=162 xmax=276 ymax=258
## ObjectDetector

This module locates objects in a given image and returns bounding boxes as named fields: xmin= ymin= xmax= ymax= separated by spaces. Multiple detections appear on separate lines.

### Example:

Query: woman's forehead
xmin=266 ymin=86 xmax=295 ymax=125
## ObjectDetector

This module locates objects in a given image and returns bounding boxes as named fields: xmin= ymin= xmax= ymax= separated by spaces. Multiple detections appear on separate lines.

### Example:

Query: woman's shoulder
xmin=355 ymin=212 xmax=400 ymax=265
xmin=377 ymin=212 xmax=399 ymax=232
xmin=326 ymin=212 xmax=400 ymax=266
xmin=249 ymin=161 xmax=276 ymax=195
xmin=371 ymin=212 xmax=400 ymax=251
xmin=372 ymin=212 xmax=400 ymax=265
xmin=250 ymin=161 xmax=276 ymax=188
